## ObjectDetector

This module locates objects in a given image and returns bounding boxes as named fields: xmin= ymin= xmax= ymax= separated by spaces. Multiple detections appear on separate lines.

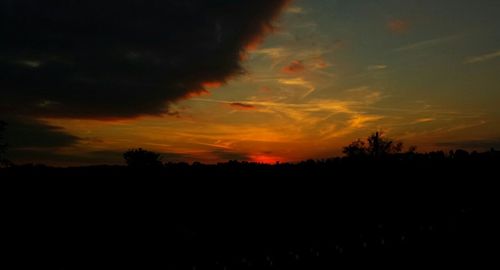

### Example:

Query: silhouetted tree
xmin=342 ymin=139 xmax=368 ymax=158
xmin=123 ymin=148 xmax=163 ymax=168
xmin=367 ymin=132 xmax=403 ymax=157
xmin=343 ymin=131 xmax=404 ymax=159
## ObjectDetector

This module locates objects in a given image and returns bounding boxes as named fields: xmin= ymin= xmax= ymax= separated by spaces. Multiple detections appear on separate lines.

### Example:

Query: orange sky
xmin=4 ymin=0 xmax=500 ymax=165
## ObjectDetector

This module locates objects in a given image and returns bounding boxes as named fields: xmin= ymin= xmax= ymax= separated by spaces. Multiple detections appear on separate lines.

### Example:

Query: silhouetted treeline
xmin=0 ymin=149 xmax=500 ymax=184
xmin=2 ymin=148 xmax=497 ymax=269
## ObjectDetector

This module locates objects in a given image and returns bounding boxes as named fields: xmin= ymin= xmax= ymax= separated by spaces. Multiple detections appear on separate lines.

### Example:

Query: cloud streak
xmin=286 ymin=6 xmax=305 ymax=14
xmin=192 ymin=86 xmax=386 ymax=142
xmin=278 ymin=77 xmax=316 ymax=99
xmin=367 ymin=65 xmax=388 ymax=71
xmin=230 ymin=102 xmax=257 ymax=110
xmin=465 ymin=50 xmax=500 ymax=64
xmin=395 ymin=35 xmax=461 ymax=52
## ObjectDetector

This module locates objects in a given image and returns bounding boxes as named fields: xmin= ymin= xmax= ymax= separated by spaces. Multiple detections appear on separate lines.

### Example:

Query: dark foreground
xmin=2 ymin=156 xmax=498 ymax=269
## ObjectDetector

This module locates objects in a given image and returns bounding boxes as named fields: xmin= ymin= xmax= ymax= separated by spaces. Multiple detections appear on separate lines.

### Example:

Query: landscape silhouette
xmin=1 ymin=1 xmax=498 ymax=269
xmin=1 ymin=123 xmax=496 ymax=269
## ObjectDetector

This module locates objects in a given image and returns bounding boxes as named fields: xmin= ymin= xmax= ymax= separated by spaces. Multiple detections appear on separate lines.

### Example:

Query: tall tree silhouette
xmin=343 ymin=131 xmax=403 ymax=158
xmin=123 ymin=148 xmax=163 ymax=168
xmin=367 ymin=131 xmax=403 ymax=157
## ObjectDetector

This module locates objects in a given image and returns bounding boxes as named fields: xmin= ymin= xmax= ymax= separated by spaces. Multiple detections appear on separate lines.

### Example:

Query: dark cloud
xmin=7 ymin=149 xmax=116 ymax=166
xmin=436 ymin=139 xmax=500 ymax=151
xmin=229 ymin=102 xmax=257 ymax=110
xmin=0 ymin=0 xmax=291 ymax=119
xmin=3 ymin=118 xmax=80 ymax=165
xmin=4 ymin=118 xmax=80 ymax=149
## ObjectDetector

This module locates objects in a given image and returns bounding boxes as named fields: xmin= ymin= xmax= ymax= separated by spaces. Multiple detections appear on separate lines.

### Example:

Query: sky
xmin=1 ymin=0 xmax=500 ymax=165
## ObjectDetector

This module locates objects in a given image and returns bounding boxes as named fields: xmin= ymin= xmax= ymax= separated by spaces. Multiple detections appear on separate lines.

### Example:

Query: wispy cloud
xmin=229 ymin=102 xmax=257 ymax=110
xmin=414 ymin=118 xmax=435 ymax=123
xmin=252 ymin=47 xmax=289 ymax=60
xmin=278 ymin=77 xmax=316 ymax=99
xmin=465 ymin=50 xmax=500 ymax=64
xmin=286 ymin=6 xmax=305 ymax=14
xmin=367 ymin=64 xmax=387 ymax=71
xmin=311 ymin=58 xmax=330 ymax=70
xmin=252 ymin=46 xmax=335 ymax=69
xmin=191 ymin=86 xmax=386 ymax=142
xmin=395 ymin=35 xmax=461 ymax=52
xmin=17 ymin=60 xmax=43 ymax=68
xmin=281 ymin=60 xmax=305 ymax=74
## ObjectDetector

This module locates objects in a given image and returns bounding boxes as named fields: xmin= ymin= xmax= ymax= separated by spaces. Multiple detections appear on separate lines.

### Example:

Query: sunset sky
xmin=2 ymin=0 xmax=500 ymax=165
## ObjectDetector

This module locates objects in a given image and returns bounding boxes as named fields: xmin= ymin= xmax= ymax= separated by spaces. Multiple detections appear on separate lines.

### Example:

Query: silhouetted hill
xmin=1 ymin=153 xmax=497 ymax=269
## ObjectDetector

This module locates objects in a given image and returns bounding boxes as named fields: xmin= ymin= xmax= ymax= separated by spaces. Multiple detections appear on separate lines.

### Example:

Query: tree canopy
xmin=343 ymin=132 xmax=406 ymax=159
xmin=123 ymin=148 xmax=163 ymax=168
